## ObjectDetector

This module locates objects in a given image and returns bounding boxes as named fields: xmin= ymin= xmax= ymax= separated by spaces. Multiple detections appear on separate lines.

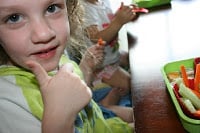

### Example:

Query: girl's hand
xmin=26 ymin=61 xmax=92 ymax=132
xmin=27 ymin=61 xmax=92 ymax=114
xmin=115 ymin=4 xmax=138 ymax=25
xmin=82 ymin=44 xmax=105 ymax=70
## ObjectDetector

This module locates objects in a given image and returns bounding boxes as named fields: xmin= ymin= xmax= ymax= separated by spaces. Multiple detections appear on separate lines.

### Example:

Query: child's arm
xmin=85 ymin=5 xmax=137 ymax=43
xmin=79 ymin=44 xmax=105 ymax=87
xmin=26 ymin=61 xmax=92 ymax=133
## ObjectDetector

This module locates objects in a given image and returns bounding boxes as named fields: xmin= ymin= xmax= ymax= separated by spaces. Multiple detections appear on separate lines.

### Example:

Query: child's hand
xmin=26 ymin=61 xmax=92 ymax=117
xmin=83 ymin=44 xmax=105 ymax=70
xmin=79 ymin=44 xmax=105 ymax=87
xmin=115 ymin=3 xmax=138 ymax=25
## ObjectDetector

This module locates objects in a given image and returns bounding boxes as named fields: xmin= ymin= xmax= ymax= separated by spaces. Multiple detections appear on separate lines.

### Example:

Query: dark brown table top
xmin=127 ymin=0 xmax=200 ymax=133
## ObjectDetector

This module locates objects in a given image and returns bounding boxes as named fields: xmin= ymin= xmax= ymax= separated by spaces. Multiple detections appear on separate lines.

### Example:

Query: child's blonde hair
xmin=0 ymin=0 xmax=82 ymax=65
xmin=66 ymin=0 xmax=93 ymax=63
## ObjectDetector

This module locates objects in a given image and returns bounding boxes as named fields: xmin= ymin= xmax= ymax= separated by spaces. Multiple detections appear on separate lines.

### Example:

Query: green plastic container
xmin=134 ymin=0 xmax=171 ymax=8
xmin=161 ymin=58 xmax=200 ymax=133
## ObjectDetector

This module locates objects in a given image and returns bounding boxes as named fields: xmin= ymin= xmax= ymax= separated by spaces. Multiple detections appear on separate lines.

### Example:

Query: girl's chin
xmin=37 ymin=61 xmax=59 ymax=72
xmin=44 ymin=64 xmax=59 ymax=72
xmin=6 ymin=59 xmax=59 ymax=72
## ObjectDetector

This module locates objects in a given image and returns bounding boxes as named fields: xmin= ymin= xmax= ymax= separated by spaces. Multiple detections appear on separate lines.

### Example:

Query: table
xmin=127 ymin=0 xmax=200 ymax=133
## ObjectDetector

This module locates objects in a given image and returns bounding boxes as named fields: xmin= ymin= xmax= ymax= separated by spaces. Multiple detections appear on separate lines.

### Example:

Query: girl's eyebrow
xmin=0 ymin=5 xmax=22 ymax=15
xmin=0 ymin=8 xmax=14 ymax=19
xmin=0 ymin=0 xmax=63 ymax=16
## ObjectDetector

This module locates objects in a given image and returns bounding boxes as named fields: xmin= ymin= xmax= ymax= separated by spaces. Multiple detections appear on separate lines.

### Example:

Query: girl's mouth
xmin=33 ymin=46 xmax=58 ymax=59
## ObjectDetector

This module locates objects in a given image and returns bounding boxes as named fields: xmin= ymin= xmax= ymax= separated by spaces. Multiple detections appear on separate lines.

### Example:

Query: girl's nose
xmin=31 ymin=19 xmax=56 ymax=44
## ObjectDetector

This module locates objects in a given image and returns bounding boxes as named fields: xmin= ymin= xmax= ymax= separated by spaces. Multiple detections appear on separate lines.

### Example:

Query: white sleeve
xmin=103 ymin=0 xmax=111 ymax=8
xmin=0 ymin=99 xmax=41 ymax=133
xmin=0 ymin=98 xmax=41 ymax=133
xmin=83 ymin=6 xmax=100 ymax=27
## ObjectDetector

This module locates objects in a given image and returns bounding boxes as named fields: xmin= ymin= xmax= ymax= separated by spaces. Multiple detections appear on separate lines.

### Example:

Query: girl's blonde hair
xmin=66 ymin=0 xmax=92 ymax=63
xmin=0 ymin=0 xmax=84 ymax=65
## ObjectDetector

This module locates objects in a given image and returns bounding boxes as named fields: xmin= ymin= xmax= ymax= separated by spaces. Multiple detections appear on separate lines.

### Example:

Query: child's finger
xmin=59 ymin=63 xmax=74 ymax=73
xmin=119 ymin=2 xmax=124 ymax=10
xmin=26 ymin=60 xmax=49 ymax=87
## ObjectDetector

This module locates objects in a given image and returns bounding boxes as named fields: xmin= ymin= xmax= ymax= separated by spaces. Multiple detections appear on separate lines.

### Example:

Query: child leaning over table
xmin=0 ymin=0 xmax=133 ymax=132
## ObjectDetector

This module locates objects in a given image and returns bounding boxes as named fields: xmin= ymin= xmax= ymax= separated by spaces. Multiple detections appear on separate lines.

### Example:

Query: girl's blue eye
xmin=47 ymin=4 xmax=59 ymax=13
xmin=7 ymin=14 xmax=21 ymax=23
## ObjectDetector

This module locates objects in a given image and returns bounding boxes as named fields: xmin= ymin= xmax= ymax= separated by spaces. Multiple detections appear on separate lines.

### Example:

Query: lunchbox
xmin=161 ymin=58 xmax=200 ymax=133
xmin=134 ymin=0 xmax=171 ymax=8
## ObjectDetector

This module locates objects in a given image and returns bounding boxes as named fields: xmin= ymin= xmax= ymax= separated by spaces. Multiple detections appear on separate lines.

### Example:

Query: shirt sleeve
xmin=0 ymin=99 xmax=41 ymax=133
xmin=83 ymin=5 xmax=100 ymax=27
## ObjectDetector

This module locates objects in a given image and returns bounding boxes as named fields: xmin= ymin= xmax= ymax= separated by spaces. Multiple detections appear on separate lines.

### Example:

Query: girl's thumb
xmin=26 ymin=61 xmax=49 ymax=87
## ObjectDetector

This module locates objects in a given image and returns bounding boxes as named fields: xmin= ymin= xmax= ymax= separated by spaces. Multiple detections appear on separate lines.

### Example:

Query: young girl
xmin=83 ymin=0 xmax=138 ymax=94
xmin=67 ymin=0 xmax=138 ymax=96
xmin=0 ymin=0 xmax=133 ymax=132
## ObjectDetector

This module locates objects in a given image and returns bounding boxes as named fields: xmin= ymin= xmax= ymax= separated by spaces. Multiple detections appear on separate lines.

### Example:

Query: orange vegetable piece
xmin=194 ymin=109 xmax=200 ymax=117
xmin=194 ymin=64 xmax=200 ymax=92
xmin=98 ymin=38 xmax=104 ymax=46
xmin=180 ymin=65 xmax=189 ymax=88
